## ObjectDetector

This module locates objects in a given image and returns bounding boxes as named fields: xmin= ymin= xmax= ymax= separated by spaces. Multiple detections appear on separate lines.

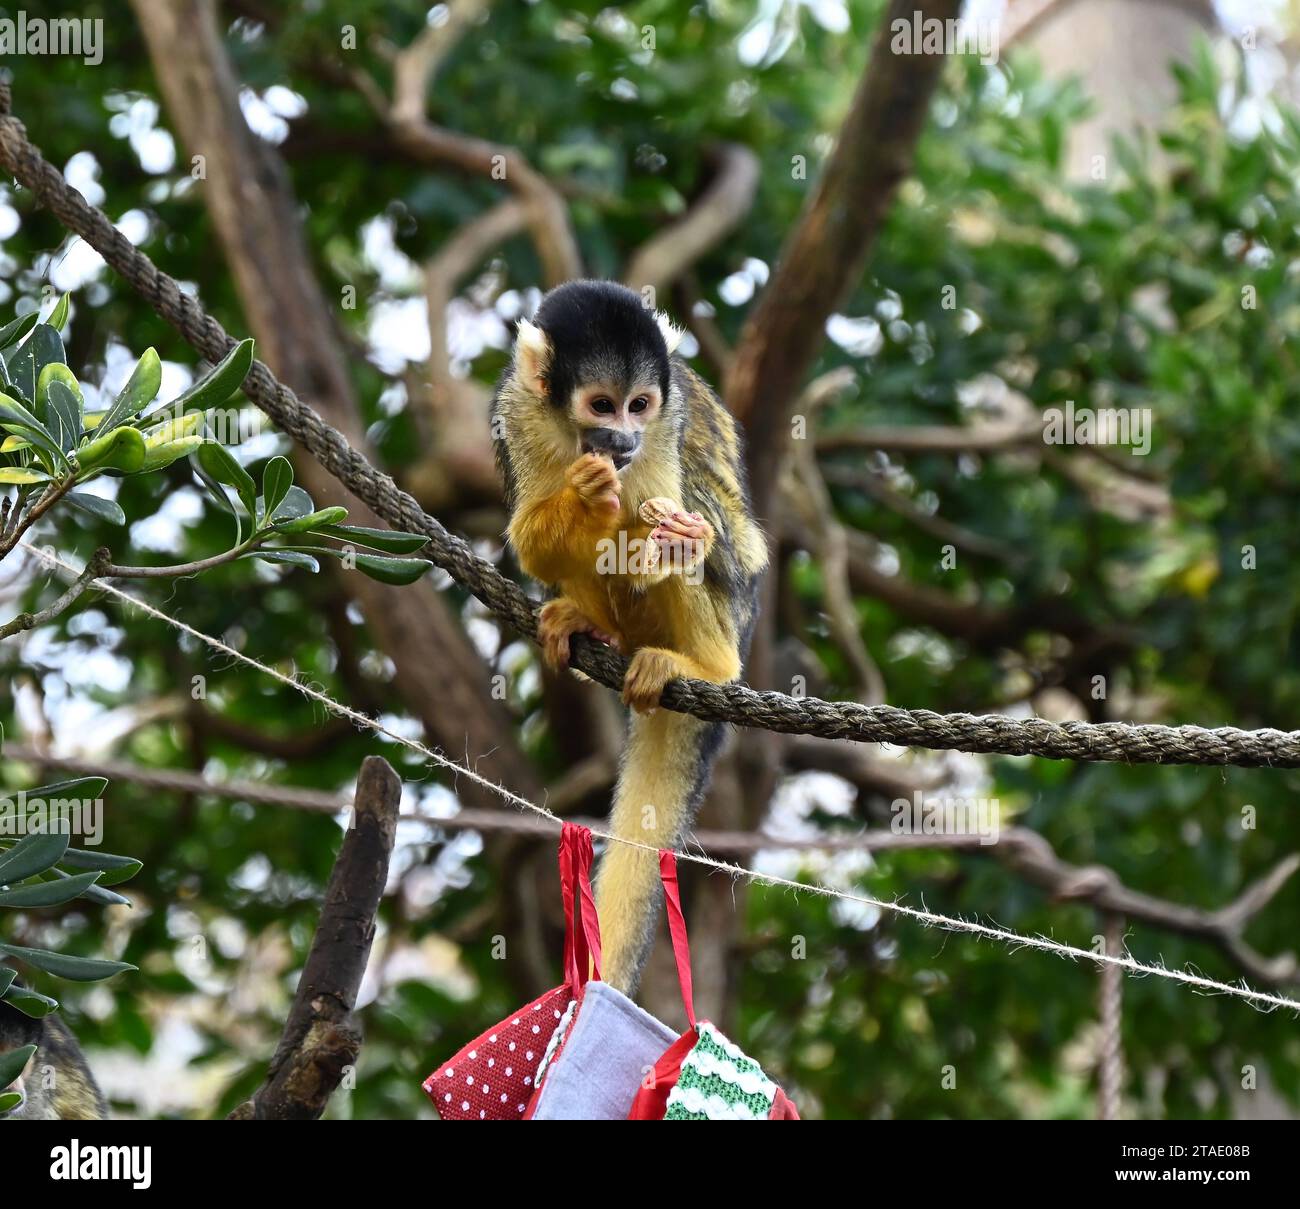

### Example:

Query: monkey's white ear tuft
xmin=514 ymin=317 xmax=552 ymax=395
xmin=655 ymin=311 xmax=686 ymax=356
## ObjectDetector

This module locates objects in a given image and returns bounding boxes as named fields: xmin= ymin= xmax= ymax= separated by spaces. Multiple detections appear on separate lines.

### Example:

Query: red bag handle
xmin=659 ymin=850 xmax=696 ymax=1029
xmin=560 ymin=823 xmax=602 ymax=996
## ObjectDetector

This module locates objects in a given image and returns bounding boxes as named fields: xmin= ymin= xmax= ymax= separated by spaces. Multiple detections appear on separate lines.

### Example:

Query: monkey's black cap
xmin=532 ymin=280 xmax=671 ymax=408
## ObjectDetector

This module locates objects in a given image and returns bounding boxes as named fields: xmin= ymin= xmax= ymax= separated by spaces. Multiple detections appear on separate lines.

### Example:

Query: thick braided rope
xmin=3 ymin=98 xmax=1299 ymax=767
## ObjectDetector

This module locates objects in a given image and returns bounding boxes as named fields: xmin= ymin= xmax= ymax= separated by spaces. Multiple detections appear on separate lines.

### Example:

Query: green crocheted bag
xmin=627 ymin=852 xmax=799 ymax=1121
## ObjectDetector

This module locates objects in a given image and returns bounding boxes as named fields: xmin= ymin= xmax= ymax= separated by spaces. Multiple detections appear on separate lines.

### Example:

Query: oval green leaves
xmin=58 ymin=848 xmax=142 ymax=887
xmin=75 ymin=424 xmax=146 ymax=477
xmin=99 ymin=347 xmax=161 ymax=433
xmin=0 ymin=942 xmax=135 ymax=982
xmin=0 ymin=312 xmax=38 ymax=353
xmin=0 ymin=871 xmax=103 ymax=909
xmin=1 ymin=984 xmax=58 ymax=1018
xmin=2 ymin=323 xmax=65 ymax=405
xmin=169 ymin=338 xmax=254 ymax=414
xmin=66 ymin=491 xmax=127 ymax=526
xmin=195 ymin=439 xmax=256 ymax=519
xmin=311 ymin=523 xmax=430 ymax=555
xmin=249 ymin=549 xmax=320 ymax=573
xmin=38 ymin=364 xmax=84 ymax=454
xmin=0 ymin=1046 xmax=37 ymax=1090
xmin=353 ymin=553 xmax=436 ymax=585
xmin=0 ymin=466 xmax=51 ymax=485
xmin=261 ymin=455 xmax=293 ymax=521
xmin=271 ymin=506 xmax=349 ymax=535
xmin=0 ymin=831 xmax=70 ymax=884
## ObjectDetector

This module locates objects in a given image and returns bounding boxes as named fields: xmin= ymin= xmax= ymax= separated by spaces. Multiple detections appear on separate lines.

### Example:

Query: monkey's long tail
xmin=593 ymin=707 xmax=724 ymax=993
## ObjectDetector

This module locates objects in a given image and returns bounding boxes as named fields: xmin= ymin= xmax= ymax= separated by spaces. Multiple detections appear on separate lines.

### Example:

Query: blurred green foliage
xmin=1 ymin=1 xmax=1298 ymax=1119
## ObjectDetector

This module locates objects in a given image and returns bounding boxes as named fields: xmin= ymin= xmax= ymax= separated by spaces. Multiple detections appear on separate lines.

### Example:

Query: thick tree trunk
xmin=130 ymin=0 xmax=541 ymax=807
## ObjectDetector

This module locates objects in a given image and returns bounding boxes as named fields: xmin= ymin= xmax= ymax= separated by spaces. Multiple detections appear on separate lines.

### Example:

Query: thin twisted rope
xmin=1097 ymin=912 xmax=1125 ymax=1120
xmin=20 ymin=542 xmax=1300 ymax=1013
xmin=2 ymin=101 xmax=1299 ymax=766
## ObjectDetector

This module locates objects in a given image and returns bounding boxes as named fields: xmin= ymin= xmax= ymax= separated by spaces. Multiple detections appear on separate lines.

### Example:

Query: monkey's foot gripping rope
xmin=20 ymin=542 xmax=1300 ymax=1014
xmin=2 ymin=96 xmax=1299 ymax=768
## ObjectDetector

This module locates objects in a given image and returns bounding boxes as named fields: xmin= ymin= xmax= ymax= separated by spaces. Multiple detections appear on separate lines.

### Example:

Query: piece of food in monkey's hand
xmin=638 ymin=497 xmax=679 ymax=527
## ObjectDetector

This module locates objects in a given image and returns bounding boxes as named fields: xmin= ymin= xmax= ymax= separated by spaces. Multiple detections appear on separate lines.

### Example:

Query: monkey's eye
xmin=590 ymin=397 xmax=616 ymax=415
xmin=628 ymin=396 xmax=650 ymax=414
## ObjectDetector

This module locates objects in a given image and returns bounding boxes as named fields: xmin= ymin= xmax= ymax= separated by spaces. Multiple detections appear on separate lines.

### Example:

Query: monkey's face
xmin=569 ymin=375 xmax=663 ymax=470
xmin=509 ymin=280 xmax=684 ymax=474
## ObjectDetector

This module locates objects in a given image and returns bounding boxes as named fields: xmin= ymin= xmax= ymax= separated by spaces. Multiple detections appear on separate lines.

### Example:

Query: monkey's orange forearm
xmin=508 ymin=487 xmax=619 ymax=585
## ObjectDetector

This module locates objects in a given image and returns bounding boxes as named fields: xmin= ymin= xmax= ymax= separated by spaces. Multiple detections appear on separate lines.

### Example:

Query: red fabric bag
xmin=628 ymin=851 xmax=800 ymax=1121
xmin=423 ymin=822 xmax=601 ymax=1119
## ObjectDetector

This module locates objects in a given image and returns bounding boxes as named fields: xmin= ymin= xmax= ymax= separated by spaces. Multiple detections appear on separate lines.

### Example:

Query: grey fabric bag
xmin=528 ymin=980 xmax=677 ymax=1120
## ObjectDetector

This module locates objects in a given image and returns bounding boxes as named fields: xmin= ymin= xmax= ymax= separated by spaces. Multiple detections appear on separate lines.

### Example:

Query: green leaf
xmin=0 ymin=434 xmax=31 ymax=452
xmin=0 ymin=466 xmax=50 ymax=485
xmin=100 ymin=348 xmax=162 ymax=433
xmin=0 ymin=1091 xmax=23 ymax=1112
xmin=29 ymin=776 xmax=109 ymax=800
xmin=0 ymin=831 xmax=70 ymax=884
xmin=141 ymin=410 xmax=205 ymax=447
xmin=0 ymin=312 xmax=38 ymax=352
xmin=1 ymin=985 xmax=58 ymax=1017
xmin=314 ymin=523 xmax=430 ymax=555
xmin=3 ymin=324 xmax=65 ymax=405
xmin=38 ymin=366 xmax=84 ymax=453
xmin=0 ymin=967 xmax=14 ymax=997
xmin=46 ymin=294 xmax=71 ymax=332
xmin=271 ymin=484 xmax=315 ymax=522
xmin=195 ymin=440 xmax=256 ymax=519
xmin=75 ymin=424 xmax=145 ymax=477
xmin=0 ymin=392 xmax=66 ymax=468
xmin=355 ymin=553 xmax=436 ymax=586
xmin=139 ymin=433 xmax=205 ymax=472
xmin=261 ymin=455 xmax=293 ymax=521
xmin=0 ymin=1046 xmax=36 ymax=1090
xmin=167 ymin=338 xmax=254 ymax=414
xmin=59 ymin=848 xmax=142 ymax=887
xmin=272 ymin=506 xmax=349 ymax=535
xmin=66 ymin=492 xmax=126 ymax=525
xmin=0 ymin=943 xmax=135 ymax=982
xmin=42 ymin=867 xmax=130 ymax=908
xmin=248 ymin=549 xmax=320 ymax=573
xmin=0 ymin=871 xmax=102 ymax=908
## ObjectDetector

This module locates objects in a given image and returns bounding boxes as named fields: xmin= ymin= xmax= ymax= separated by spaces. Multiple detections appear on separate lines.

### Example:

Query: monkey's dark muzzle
xmin=581 ymin=428 xmax=640 ymax=470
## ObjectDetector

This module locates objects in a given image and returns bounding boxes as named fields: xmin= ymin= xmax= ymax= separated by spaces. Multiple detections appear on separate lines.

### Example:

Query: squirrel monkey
xmin=492 ymin=280 xmax=767 ymax=991
xmin=0 ymin=995 xmax=109 ymax=1119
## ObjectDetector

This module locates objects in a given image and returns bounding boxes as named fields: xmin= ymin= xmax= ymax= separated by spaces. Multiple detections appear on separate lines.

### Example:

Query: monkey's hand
xmin=640 ymin=498 xmax=713 ymax=573
xmin=566 ymin=452 xmax=622 ymax=514
xmin=539 ymin=597 xmax=622 ymax=670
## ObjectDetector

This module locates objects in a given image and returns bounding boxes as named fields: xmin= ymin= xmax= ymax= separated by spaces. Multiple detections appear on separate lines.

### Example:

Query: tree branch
xmin=0 ymin=546 xmax=109 ymax=640
xmin=130 ymin=0 xmax=542 ymax=810
xmin=817 ymin=419 xmax=1041 ymax=455
xmin=785 ymin=370 xmax=885 ymax=703
xmin=229 ymin=755 xmax=400 ymax=1120
xmin=390 ymin=0 xmax=493 ymax=124
xmin=0 ymin=475 xmax=75 ymax=560
xmin=995 ymin=830 xmax=1298 ymax=985
xmin=727 ymin=0 xmax=961 ymax=520
xmin=623 ymin=143 xmax=761 ymax=299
